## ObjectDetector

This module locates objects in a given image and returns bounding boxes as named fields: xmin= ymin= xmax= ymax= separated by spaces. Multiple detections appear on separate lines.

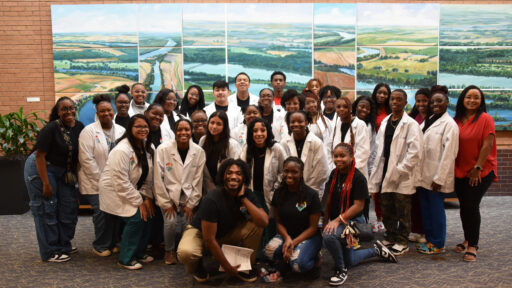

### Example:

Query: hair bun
xmin=116 ymin=84 xmax=130 ymax=94
xmin=92 ymin=94 xmax=111 ymax=105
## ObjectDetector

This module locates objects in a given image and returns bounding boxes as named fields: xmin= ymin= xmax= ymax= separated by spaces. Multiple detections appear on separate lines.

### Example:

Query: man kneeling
xmin=177 ymin=158 xmax=269 ymax=282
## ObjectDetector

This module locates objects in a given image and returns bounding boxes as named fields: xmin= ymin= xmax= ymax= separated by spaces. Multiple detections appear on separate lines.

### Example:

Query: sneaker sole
xmin=391 ymin=247 xmax=410 ymax=256
xmin=93 ymin=249 xmax=112 ymax=257
xmin=193 ymin=274 xmax=209 ymax=283
xmin=117 ymin=262 xmax=142 ymax=270
xmin=329 ymin=279 xmax=347 ymax=286
xmin=237 ymin=275 xmax=258 ymax=282
xmin=48 ymin=256 xmax=70 ymax=263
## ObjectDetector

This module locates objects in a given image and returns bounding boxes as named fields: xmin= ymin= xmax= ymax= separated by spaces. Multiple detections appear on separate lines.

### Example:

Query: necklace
xmin=390 ymin=117 xmax=401 ymax=128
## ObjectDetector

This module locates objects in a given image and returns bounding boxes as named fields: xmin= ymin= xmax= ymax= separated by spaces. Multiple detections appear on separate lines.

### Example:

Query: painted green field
xmin=357 ymin=27 xmax=438 ymax=46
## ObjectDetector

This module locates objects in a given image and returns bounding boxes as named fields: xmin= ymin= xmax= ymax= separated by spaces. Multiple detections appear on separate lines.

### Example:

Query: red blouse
xmin=376 ymin=107 xmax=388 ymax=132
xmin=455 ymin=112 xmax=498 ymax=180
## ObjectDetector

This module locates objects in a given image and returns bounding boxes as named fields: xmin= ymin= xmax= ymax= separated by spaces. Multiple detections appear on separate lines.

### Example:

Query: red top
xmin=274 ymin=96 xmax=281 ymax=106
xmin=376 ymin=107 xmax=388 ymax=131
xmin=414 ymin=114 xmax=425 ymax=125
xmin=455 ymin=112 xmax=498 ymax=180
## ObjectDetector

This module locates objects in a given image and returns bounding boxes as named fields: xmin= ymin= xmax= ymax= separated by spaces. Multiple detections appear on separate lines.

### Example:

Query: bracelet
xmin=338 ymin=214 xmax=347 ymax=224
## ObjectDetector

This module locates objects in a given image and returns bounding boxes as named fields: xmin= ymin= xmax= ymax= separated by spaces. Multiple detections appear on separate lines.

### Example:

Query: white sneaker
xmin=377 ymin=221 xmax=386 ymax=232
xmin=417 ymin=234 xmax=427 ymax=244
xmin=372 ymin=222 xmax=379 ymax=233
xmin=47 ymin=253 xmax=70 ymax=263
xmin=118 ymin=260 xmax=142 ymax=270
xmin=390 ymin=244 xmax=410 ymax=256
xmin=408 ymin=233 xmax=421 ymax=242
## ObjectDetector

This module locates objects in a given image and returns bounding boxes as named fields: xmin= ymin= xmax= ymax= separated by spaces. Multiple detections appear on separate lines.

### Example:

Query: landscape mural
xmin=51 ymin=3 xmax=512 ymax=129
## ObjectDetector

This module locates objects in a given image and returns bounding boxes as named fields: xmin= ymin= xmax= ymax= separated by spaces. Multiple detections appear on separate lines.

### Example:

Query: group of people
xmin=24 ymin=70 xmax=497 ymax=286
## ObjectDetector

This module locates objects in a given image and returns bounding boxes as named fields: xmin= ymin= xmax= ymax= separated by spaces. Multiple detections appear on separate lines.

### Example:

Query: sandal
xmin=463 ymin=251 xmax=477 ymax=262
xmin=455 ymin=243 xmax=467 ymax=253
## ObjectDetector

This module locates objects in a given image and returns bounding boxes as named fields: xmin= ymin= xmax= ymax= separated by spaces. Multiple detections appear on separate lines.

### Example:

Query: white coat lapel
xmin=301 ymin=135 xmax=311 ymax=163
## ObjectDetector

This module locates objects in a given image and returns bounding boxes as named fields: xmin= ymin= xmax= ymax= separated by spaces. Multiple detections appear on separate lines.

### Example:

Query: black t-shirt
xmin=271 ymin=185 xmax=321 ymax=239
xmin=168 ymin=113 xmax=176 ymax=133
xmin=383 ymin=117 xmax=400 ymax=179
xmin=324 ymin=169 xmax=369 ymax=221
xmin=206 ymin=150 xmax=220 ymax=184
xmin=237 ymin=97 xmax=250 ymax=111
xmin=150 ymin=128 xmax=162 ymax=149
xmin=35 ymin=120 xmax=84 ymax=171
xmin=262 ymin=110 xmax=273 ymax=125
xmin=178 ymin=146 xmax=189 ymax=163
xmin=295 ymin=136 xmax=306 ymax=158
xmin=324 ymin=110 xmax=336 ymax=121
xmin=215 ymin=104 xmax=228 ymax=112
xmin=341 ymin=122 xmax=350 ymax=142
xmin=115 ymin=115 xmax=130 ymax=129
xmin=252 ymin=147 xmax=266 ymax=193
xmin=191 ymin=188 xmax=262 ymax=238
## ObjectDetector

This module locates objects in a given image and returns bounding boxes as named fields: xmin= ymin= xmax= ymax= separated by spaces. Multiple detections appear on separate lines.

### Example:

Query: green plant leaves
xmin=0 ymin=107 xmax=47 ymax=158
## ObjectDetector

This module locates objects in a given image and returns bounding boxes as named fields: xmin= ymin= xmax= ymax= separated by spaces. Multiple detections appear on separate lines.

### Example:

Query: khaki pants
xmin=177 ymin=221 xmax=263 ymax=273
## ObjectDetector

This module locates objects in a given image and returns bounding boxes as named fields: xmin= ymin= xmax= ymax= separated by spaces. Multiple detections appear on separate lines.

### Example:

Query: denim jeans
xmin=119 ymin=209 xmax=152 ymax=265
xmin=24 ymin=153 xmax=78 ymax=261
xmin=323 ymin=215 xmax=378 ymax=270
xmin=83 ymin=194 xmax=119 ymax=252
xmin=264 ymin=232 xmax=322 ymax=273
xmin=161 ymin=208 xmax=188 ymax=251
xmin=417 ymin=187 xmax=446 ymax=248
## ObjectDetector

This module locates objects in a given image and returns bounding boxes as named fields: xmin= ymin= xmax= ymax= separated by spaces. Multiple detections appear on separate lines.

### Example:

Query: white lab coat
xmin=331 ymin=116 xmax=371 ymax=180
xmin=160 ymin=113 xmax=179 ymax=142
xmin=204 ymin=102 xmax=243 ymax=131
xmin=128 ymin=100 xmax=149 ymax=116
xmin=367 ymin=123 xmax=377 ymax=177
xmin=271 ymin=106 xmax=286 ymax=142
xmin=368 ymin=114 xmax=423 ymax=195
xmin=417 ymin=112 xmax=459 ymax=193
xmin=153 ymin=140 xmax=206 ymax=210
xmin=78 ymin=121 xmax=125 ymax=195
xmin=199 ymin=136 xmax=241 ymax=193
xmin=231 ymin=124 xmax=247 ymax=148
xmin=99 ymin=139 xmax=154 ymax=217
xmin=239 ymin=143 xmax=286 ymax=211
xmin=308 ymin=116 xmax=334 ymax=167
xmin=280 ymin=133 xmax=330 ymax=198
xmin=228 ymin=93 xmax=259 ymax=107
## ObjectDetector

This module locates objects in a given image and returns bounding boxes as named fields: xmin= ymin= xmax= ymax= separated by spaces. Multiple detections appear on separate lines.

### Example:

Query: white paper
xmin=219 ymin=244 xmax=253 ymax=273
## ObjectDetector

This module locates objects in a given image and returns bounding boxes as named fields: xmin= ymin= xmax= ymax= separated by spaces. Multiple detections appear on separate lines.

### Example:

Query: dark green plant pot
xmin=0 ymin=157 xmax=29 ymax=215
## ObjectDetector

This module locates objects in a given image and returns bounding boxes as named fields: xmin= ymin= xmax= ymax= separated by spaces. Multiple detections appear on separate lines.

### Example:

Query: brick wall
xmin=1 ymin=0 xmax=511 ymax=195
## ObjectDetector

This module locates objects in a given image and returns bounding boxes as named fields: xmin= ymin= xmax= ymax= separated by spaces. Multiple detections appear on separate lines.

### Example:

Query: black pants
xmin=455 ymin=171 xmax=495 ymax=247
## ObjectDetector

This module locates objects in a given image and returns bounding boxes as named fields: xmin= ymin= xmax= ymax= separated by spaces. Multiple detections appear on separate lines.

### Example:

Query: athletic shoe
xmin=375 ymin=240 xmax=398 ymax=263
xmin=164 ymin=251 xmax=178 ymax=265
xmin=118 ymin=260 xmax=142 ymax=270
xmin=382 ymin=240 xmax=393 ymax=247
xmin=408 ymin=233 xmax=427 ymax=243
xmin=69 ymin=246 xmax=78 ymax=254
xmin=47 ymin=253 xmax=70 ymax=263
xmin=417 ymin=235 xmax=427 ymax=244
xmin=237 ymin=269 xmax=258 ymax=282
xmin=372 ymin=222 xmax=379 ymax=233
xmin=417 ymin=242 xmax=445 ymax=255
xmin=390 ymin=244 xmax=409 ymax=256
xmin=112 ymin=246 xmax=120 ymax=254
xmin=329 ymin=268 xmax=348 ymax=286
xmin=263 ymin=271 xmax=282 ymax=283
xmin=192 ymin=261 xmax=209 ymax=283
xmin=93 ymin=248 xmax=112 ymax=257
xmin=376 ymin=221 xmax=386 ymax=232
xmin=137 ymin=254 xmax=154 ymax=263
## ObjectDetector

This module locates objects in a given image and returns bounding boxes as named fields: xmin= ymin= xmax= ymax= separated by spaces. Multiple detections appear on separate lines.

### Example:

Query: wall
xmin=0 ymin=0 xmax=511 ymax=195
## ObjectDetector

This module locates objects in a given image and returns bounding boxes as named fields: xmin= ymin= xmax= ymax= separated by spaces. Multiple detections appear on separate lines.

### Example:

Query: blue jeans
xmin=161 ymin=208 xmax=188 ymax=251
xmin=24 ymin=153 xmax=78 ymax=261
xmin=264 ymin=233 xmax=322 ymax=273
xmin=418 ymin=187 xmax=446 ymax=248
xmin=84 ymin=194 xmax=119 ymax=252
xmin=323 ymin=215 xmax=378 ymax=270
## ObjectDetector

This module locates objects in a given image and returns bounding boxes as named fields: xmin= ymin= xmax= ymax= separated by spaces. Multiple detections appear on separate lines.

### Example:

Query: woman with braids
xmin=99 ymin=115 xmax=155 ymax=270
xmin=24 ymin=97 xmax=84 ymax=262
xmin=179 ymin=85 xmax=206 ymax=118
xmin=331 ymin=96 xmax=370 ymax=179
xmin=153 ymin=88 xmax=184 ymax=134
xmin=199 ymin=111 xmax=240 ymax=193
xmin=78 ymin=94 xmax=125 ymax=257
xmin=280 ymin=110 xmax=329 ymax=198
xmin=263 ymin=157 xmax=322 ymax=282
xmin=240 ymin=118 xmax=286 ymax=258
xmin=114 ymin=84 xmax=131 ymax=128
xmin=322 ymin=143 xmax=397 ymax=286
xmin=128 ymin=83 xmax=149 ymax=116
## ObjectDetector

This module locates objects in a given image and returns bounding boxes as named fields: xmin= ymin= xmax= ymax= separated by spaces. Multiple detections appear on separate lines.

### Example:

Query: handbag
xmin=349 ymin=220 xmax=374 ymax=242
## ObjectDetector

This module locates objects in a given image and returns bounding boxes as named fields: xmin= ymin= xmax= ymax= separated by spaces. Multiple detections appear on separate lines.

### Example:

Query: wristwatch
xmin=474 ymin=165 xmax=482 ymax=171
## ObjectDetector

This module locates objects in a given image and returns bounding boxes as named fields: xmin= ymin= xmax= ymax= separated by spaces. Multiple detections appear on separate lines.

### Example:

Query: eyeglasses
xmin=133 ymin=125 xmax=149 ymax=130
xmin=60 ymin=106 xmax=76 ymax=112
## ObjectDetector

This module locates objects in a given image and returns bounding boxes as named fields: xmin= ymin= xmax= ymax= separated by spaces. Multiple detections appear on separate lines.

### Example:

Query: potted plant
xmin=0 ymin=107 xmax=46 ymax=214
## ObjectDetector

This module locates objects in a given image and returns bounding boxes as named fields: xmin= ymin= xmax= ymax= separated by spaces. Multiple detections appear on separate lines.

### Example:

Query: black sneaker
xmin=329 ymin=268 xmax=348 ymax=286
xmin=193 ymin=262 xmax=209 ymax=283
xmin=375 ymin=240 xmax=398 ymax=263
xmin=237 ymin=269 xmax=258 ymax=282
